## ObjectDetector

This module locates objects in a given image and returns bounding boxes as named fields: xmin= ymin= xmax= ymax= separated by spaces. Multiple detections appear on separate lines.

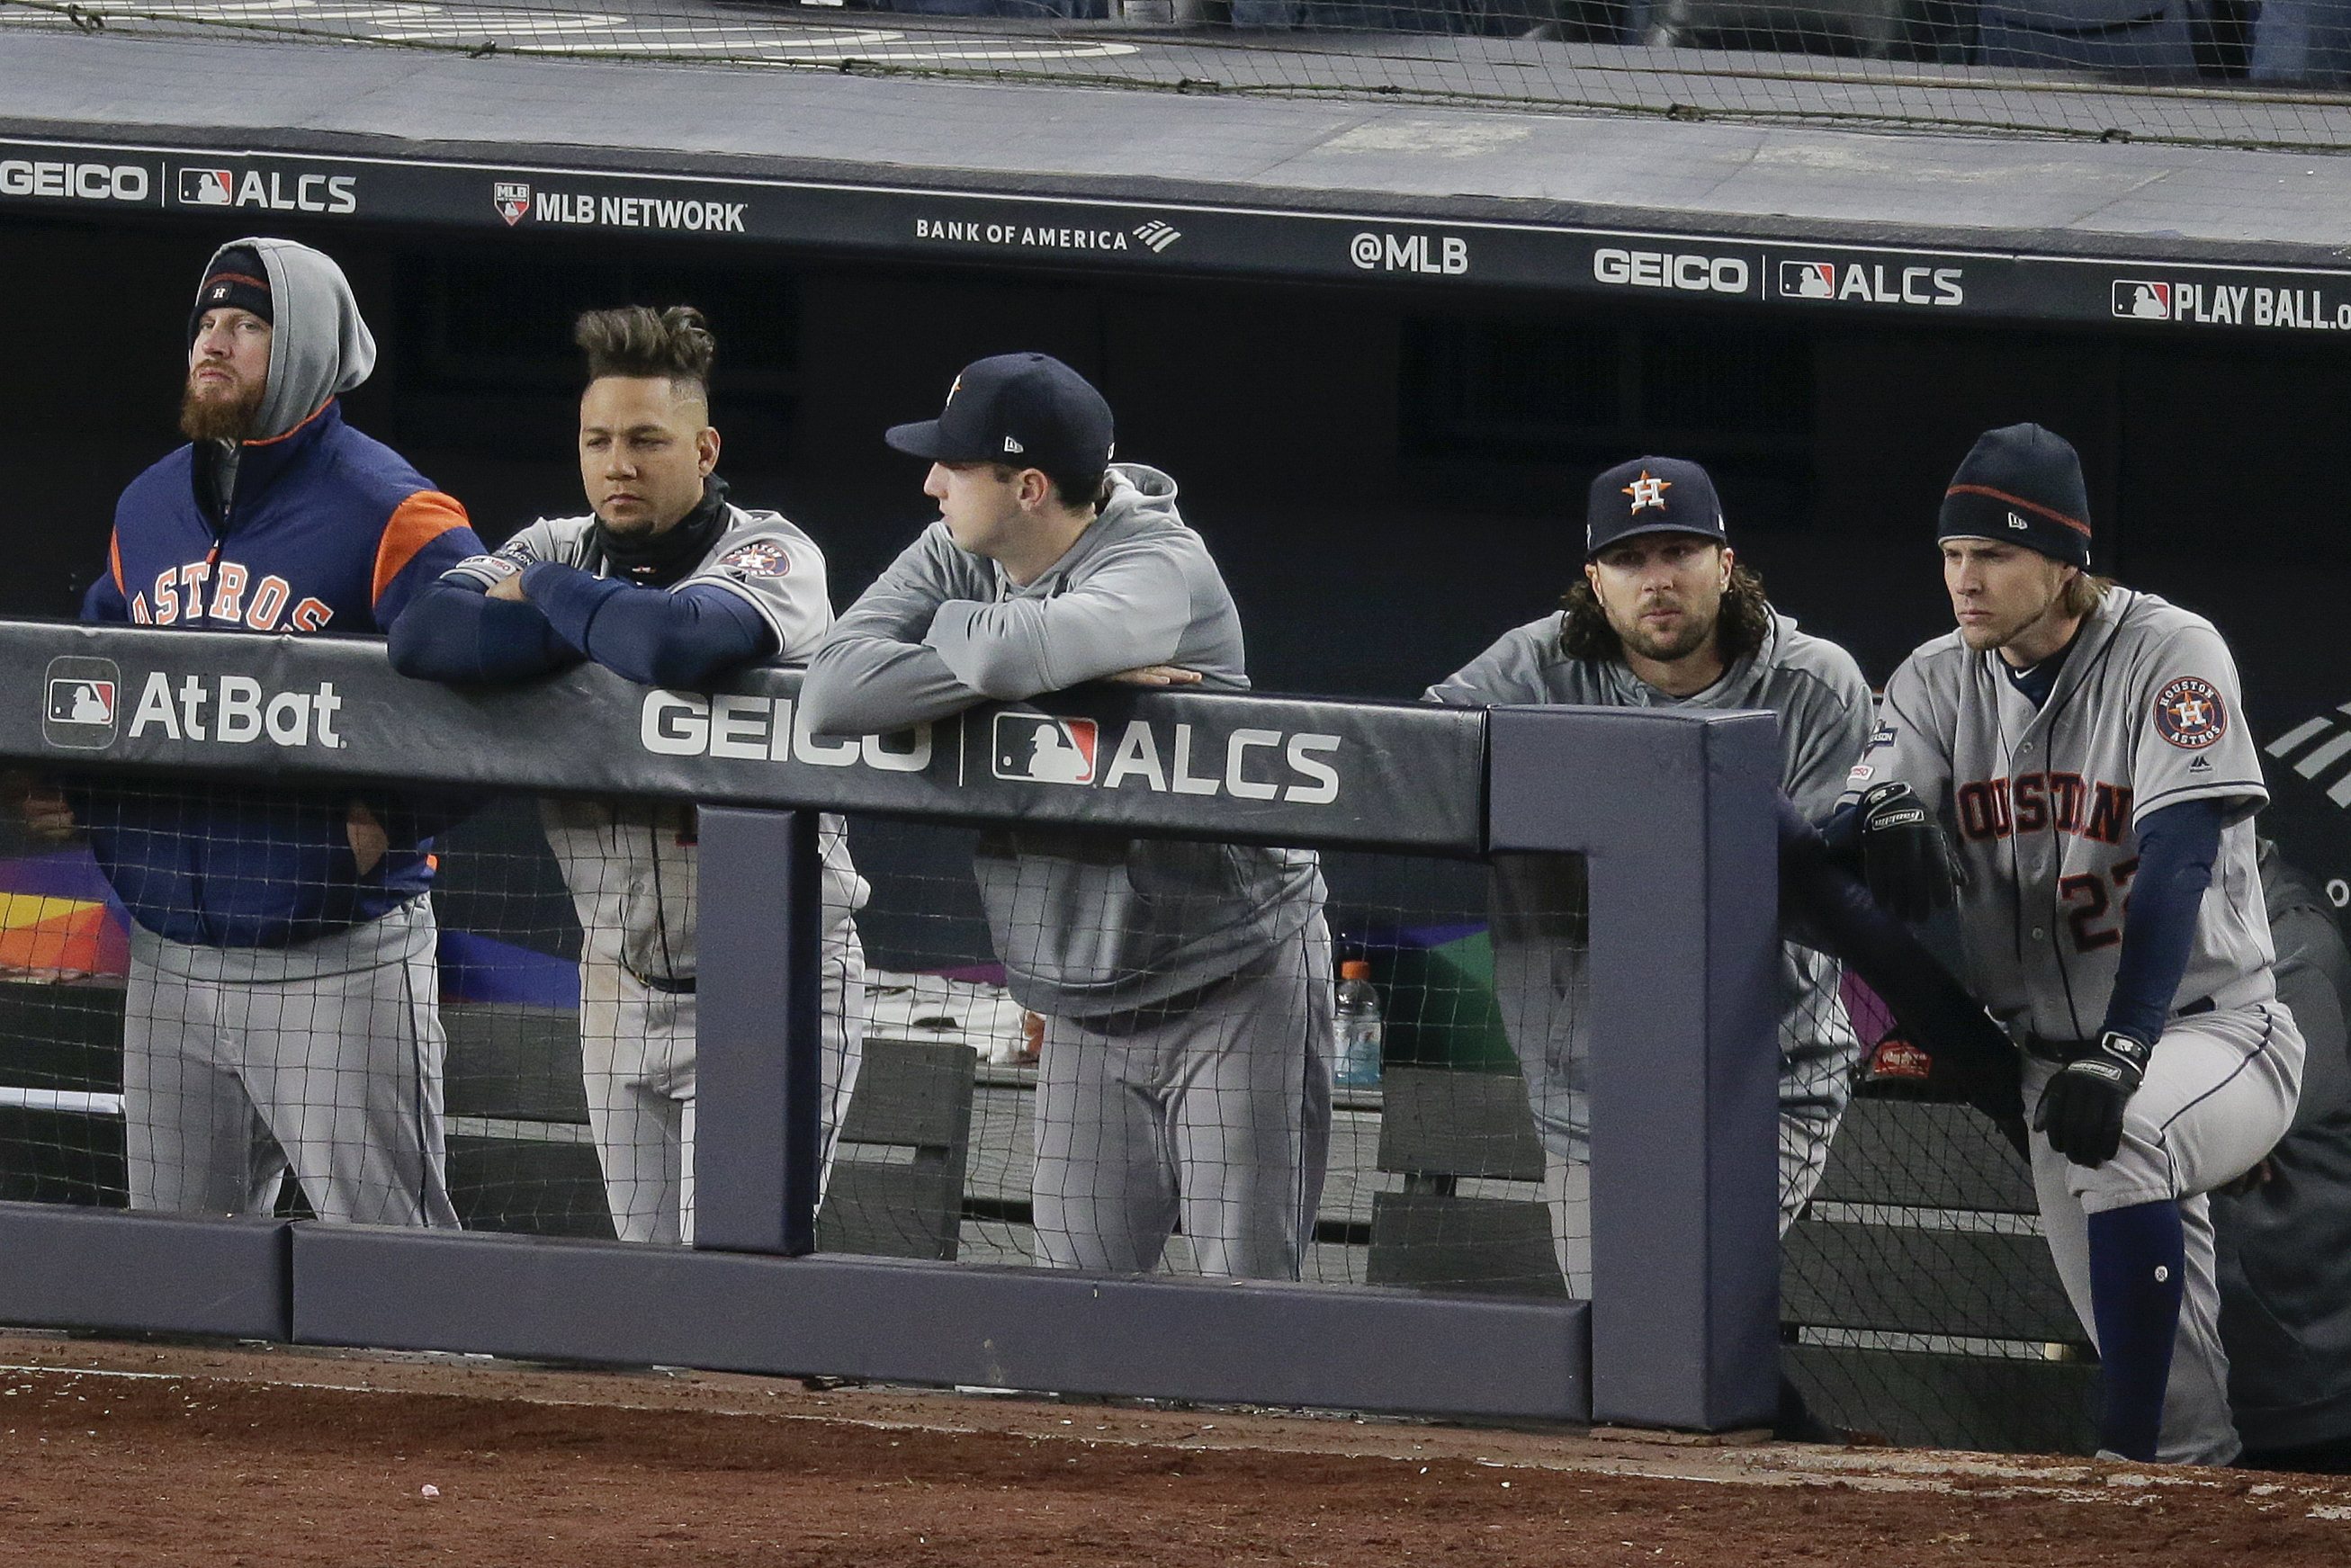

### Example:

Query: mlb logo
xmin=992 ymin=713 xmax=1098 ymax=785
xmin=493 ymin=182 xmax=531 ymax=226
xmin=2113 ymin=280 xmax=2172 ymax=320
xmin=41 ymin=658 xmax=121 ymax=751
xmin=47 ymin=678 xmax=114 ymax=726
xmin=178 ymin=168 xmax=235 ymax=207
xmin=1779 ymin=261 xmax=1836 ymax=300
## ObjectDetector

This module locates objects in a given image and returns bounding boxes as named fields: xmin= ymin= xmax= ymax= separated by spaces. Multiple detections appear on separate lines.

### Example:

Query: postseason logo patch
xmin=2154 ymin=676 xmax=2228 ymax=749
xmin=718 ymin=541 xmax=790 ymax=578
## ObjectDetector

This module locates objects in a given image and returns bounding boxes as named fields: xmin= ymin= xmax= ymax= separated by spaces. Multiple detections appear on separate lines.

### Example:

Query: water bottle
xmin=1333 ymin=959 xmax=1384 ymax=1087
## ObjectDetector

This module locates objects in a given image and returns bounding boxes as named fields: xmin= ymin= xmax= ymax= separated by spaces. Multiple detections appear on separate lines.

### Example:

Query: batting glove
xmin=1857 ymin=782 xmax=1959 ymax=923
xmin=2033 ymin=1031 xmax=2152 ymax=1168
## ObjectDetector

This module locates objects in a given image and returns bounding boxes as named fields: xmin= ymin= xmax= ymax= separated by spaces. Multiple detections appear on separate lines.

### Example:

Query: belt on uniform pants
xmin=627 ymin=968 xmax=697 ymax=995
xmin=2023 ymin=988 xmax=2250 ymax=1063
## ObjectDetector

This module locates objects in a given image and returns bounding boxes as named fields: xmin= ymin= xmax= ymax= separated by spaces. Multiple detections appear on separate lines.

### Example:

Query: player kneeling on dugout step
xmin=1836 ymin=422 xmax=2302 ymax=1465
xmin=1427 ymin=456 xmax=1873 ymax=1297
xmin=801 ymin=354 xmax=1334 ymax=1280
xmin=20 ymin=239 xmax=488 ymax=1225
xmin=389 ymin=305 xmax=868 ymax=1246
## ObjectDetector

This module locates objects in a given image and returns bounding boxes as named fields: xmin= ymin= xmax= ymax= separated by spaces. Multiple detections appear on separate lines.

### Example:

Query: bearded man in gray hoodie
xmin=1428 ymin=456 xmax=1874 ymax=1297
xmin=28 ymin=238 xmax=487 ymax=1227
xmin=802 ymin=354 xmax=1333 ymax=1281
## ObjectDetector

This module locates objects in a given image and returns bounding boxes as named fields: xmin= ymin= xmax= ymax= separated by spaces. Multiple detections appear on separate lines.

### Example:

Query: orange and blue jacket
xmin=77 ymin=400 xmax=486 ymax=947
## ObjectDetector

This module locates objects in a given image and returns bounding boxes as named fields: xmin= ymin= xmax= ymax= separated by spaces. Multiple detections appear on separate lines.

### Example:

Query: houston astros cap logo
xmin=1622 ymin=470 xmax=1673 ymax=513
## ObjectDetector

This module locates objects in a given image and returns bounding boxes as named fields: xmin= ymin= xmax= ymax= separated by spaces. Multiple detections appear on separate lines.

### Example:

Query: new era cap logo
xmin=2008 ymin=512 xmax=2029 ymax=531
xmin=992 ymin=713 xmax=1097 ymax=785
xmin=1003 ymin=436 xmax=1025 ymax=454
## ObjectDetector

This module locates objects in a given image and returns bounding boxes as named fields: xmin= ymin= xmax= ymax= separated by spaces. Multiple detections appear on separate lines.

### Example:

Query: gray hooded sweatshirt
xmin=1426 ymin=606 xmax=1875 ymax=1222
xmin=803 ymin=463 xmax=1324 ymax=1017
xmin=198 ymin=237 xmax=377 ymax=513
xmin=227 ymin=236 xmax=377 ymax=439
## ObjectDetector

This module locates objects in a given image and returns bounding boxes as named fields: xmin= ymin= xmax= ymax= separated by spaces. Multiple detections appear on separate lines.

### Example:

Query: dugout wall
xmin=0 ymin=619 xmax=1780 ymax=1432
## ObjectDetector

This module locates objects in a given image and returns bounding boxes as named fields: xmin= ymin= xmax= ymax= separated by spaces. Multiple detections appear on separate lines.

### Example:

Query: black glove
xmin=1857 ymin=781 xmax=1957 ymax=923
xmin=2032 ymin=1031 xmax=2152 ymax=1168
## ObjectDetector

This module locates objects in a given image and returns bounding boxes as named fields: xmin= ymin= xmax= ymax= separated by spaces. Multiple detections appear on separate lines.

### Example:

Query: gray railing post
xmin=694 ymin=806 xmax=824 ymax=1255
xmin=1485 ymin=705 xmax=1781 ymax=1432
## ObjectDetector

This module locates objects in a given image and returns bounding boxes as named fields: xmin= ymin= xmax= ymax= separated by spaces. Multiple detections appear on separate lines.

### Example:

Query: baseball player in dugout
xmin=388 ymin=305 xmax=869 ymax=1246
xmin=1840 ymin=422 xmax=2304 ymax=1465
xmin=18 ymin=238 xmax=486 ymax=1225
xmin=800 ymin=353 xmax=1335 ymax=1280
xmin=1427 ymin=455 xmax=1872 ymax=1320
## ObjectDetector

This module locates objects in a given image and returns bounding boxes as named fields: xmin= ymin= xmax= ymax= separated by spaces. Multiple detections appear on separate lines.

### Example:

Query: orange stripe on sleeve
xmin=109 ymin=529 xmax=125 ymax=598
xmin=373 ymin=490 xmax=472 ymax=605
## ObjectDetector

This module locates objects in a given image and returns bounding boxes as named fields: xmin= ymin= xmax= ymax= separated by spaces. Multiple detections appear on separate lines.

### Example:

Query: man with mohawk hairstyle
xmin=391 ymin=304 xmax=868 ymax=1245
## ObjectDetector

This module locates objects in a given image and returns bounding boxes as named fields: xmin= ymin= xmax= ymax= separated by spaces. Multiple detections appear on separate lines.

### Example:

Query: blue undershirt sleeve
xmin=2102 ymin=798 xmax=2229 ymax=1044
xmin=521 ymin=561 xmax=777 ymax=688
xmin=386 ymin=577 xmax=580 ymax=684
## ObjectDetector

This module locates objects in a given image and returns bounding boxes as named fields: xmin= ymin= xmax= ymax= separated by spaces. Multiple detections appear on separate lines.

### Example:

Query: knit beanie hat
xmin=189 ymin=246 xmax=273 ymax=339
xmin=1937 ymin=423 xmax=2091 ymax=568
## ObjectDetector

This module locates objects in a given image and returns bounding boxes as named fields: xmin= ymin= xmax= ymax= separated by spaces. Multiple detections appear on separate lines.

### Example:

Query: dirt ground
xmin=1 ymin=1332 xmax=2347 ymax=1566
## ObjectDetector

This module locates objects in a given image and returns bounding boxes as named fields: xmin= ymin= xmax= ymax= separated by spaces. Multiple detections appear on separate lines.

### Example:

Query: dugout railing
xmin=0 ymin=618 xmax=1781 ymax=1434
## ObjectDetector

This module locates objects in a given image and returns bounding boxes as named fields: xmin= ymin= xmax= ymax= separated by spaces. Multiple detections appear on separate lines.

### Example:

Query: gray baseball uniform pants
xmin=579 ymin=925 xmax=866 ymax=1246
xmin=1512 ymin=938 xmax=1860 ymax=1296
xmin=2023 ymin=996 xmax=2304 ymax=1467
xmin=122 ymin=896 xmax=459 ymax=1227
xmin=1031 ymin=915 xmax=1333 ymax=1280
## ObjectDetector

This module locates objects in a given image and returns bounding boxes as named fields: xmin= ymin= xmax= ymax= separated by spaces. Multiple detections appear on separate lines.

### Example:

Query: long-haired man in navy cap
xmin=1427 ymin=455 xmax=1874 ymax=1432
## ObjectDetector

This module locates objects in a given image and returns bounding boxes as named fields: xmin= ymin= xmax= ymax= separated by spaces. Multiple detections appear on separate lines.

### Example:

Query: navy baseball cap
xmin=1585 ymin=456 xmax=1726 ymax=559
xmin=885 ymin=353 xmax=1114 ymax=479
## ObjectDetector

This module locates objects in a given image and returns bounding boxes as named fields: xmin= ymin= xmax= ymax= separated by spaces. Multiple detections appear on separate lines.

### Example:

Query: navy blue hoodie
xmin=76 ymin=237 xmax=484 ymax=948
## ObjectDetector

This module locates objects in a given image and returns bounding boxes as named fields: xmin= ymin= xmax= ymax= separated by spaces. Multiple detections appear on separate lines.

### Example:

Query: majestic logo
xmin=2114 ymin=280 xmax=2171 ymax=320
xmin=178 ymin=167 xmax=235 ymax=207
xmin=493 ymin=182 xmax=531 ymax=226
xmin=42 ymin=659 xmax=121 ymax=750
xmin=1621 ymin=470 xmax=1673 ymax=513
xmin=717 ymin=541 xmax=790 ymax=578
xmin=2155 ymin=676 xmax=2228 ymax=749
xmin=1134 ymin=220 xmax=1181 ymax=253
xmin=992 ymin=713 xmax=1099 ymax=785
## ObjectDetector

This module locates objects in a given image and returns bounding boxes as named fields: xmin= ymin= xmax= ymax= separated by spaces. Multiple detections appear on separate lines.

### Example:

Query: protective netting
xmin=0 ymin=773 xmax=2104 ymax=1451
xmin=7 ymin=0 xmax=2351 ymax=152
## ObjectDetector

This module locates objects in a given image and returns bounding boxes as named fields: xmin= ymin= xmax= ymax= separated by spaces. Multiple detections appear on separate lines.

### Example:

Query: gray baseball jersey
xmin=1428 ymin=606 xmax=1873 ymax=1287
xmin=445 ymin=505 xmax=868 ymax=1245
xmin=1855 ymin=587 xmax=2276 ymax=1035
xmin=1858 ymin=585 xmax=2305 ymax=1465
xmin=803 ymin=461 xmax=1333 ymax=1279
